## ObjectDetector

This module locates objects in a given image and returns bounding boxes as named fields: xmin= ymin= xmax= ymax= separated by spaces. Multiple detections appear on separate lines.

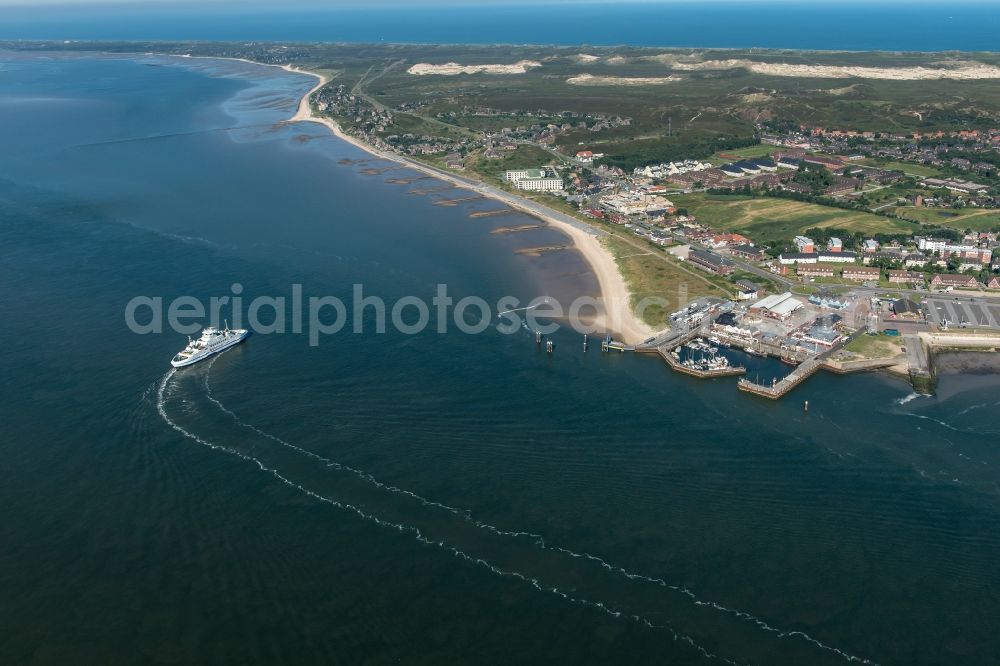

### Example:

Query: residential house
xmin=825 ymin=176 xmax=857 ymax=195
xmin=735 ymin=279 xmax=759 ymax=300
xmin=931 ymin=274 xmax=981 ymax=289
xmin=797 ymin=264 xmax=838 ymax=278
xmin=843 ymin=266 xmax=882 ymax=282
xmin=709 ymin=233 xmax=751 ymax=248
xmin=817 ymin=251 xmax=857 ymax=263
xmin=957 ymin=258 xmax=988 ymax=273
xmin=779 ymin=252 xmax=819 ymax=265
xmin=864 ymin=250 xmax=903 ymax=265
xmin=886 ymin=270 xmax=924 ymax=284
xmin=803 ymin=154 xmax=845 ymax=169
xmin=731 ymin=244 xmax=765 ymax=262
xmin=782 ymin=182 xmax=813 ymax=194
xmin=688 ymin=249 xmax=735 ymax=275
xmin=750 ymin=158 xmax=778 ymax=172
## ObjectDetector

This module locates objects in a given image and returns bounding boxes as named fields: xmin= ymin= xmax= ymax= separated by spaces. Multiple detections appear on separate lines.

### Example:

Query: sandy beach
xmin=285 ymin=66 xmax=654 ymax=344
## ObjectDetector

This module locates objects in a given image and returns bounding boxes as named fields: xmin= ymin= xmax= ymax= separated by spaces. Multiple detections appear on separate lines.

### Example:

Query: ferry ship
xmin=170 ymin=323 xmax=249 ymax=368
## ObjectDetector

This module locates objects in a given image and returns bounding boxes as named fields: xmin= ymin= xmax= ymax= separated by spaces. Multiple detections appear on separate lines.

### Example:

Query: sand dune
xmin=671 ymin=59 xmax=1000 ymax=80
xmin=568 ymin=73 xmax=680 ymax=86
xmin=407 ymin=61 xmax=541 ymax=75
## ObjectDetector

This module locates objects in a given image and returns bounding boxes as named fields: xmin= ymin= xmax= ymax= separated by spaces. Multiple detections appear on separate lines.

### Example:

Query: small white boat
xmin=171 ymin=323 xmax=249 ymax=368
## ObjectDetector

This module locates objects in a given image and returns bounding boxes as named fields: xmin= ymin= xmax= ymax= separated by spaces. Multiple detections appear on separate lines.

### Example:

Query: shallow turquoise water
xmin=0 ymin=54 xmax=998 ymax=666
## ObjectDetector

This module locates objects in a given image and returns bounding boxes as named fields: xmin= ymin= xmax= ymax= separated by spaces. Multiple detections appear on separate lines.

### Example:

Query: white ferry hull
xmin=170 ymin=330 xmax=250 ymax=368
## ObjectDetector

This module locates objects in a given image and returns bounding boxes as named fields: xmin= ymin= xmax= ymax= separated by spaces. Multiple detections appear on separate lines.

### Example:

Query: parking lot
xmin=924 ymin=296 xmax=1000 ymax=330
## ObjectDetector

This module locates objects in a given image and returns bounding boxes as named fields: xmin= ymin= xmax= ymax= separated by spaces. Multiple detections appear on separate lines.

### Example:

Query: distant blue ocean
xmin=2 ymin=1 xmax=999 ymax=51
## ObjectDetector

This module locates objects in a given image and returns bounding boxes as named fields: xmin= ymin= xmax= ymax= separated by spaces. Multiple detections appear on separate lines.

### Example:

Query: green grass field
xmin=893 ymin=206 xmax=1000 ymax=231
xmin=672 ymin=193 xmax=919 ymax=243
xmin=862 ymin=159 xmax=944 ymax=178
xmin=843 ymin=333 xmax=905 ymax=359
xmin=714 ymin=145 xmax=778 ymax=160
xmin=603 ymin=236 xmax=731 ymax=326
xmin=472 ymin=145 xmax=555 ymax=172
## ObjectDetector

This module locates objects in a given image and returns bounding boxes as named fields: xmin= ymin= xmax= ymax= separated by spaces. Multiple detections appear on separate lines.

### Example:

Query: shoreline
xmin=283 ymin=64 xmax=654 ymax=344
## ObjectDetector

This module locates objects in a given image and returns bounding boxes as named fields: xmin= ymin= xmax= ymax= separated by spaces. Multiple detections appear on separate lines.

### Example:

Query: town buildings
xmin=797 ymin=264 xmax=837 ymax=278
xmin=919 ymin=177 xmax=990 ymax=195
xmin=779 ymin=252 xmax=818 ymax=265
xmin=504 ymin=168 xmax=564 ymax=192
xmin=779 ymin=251 xmax=856 ymax=265
xmin=688 ymin=249 xmax=735 ymax=275
xmin=843 ymin=266 xmax=881 ymax=282
xmin=730 ymin=244 xmax=766 ymax=262
xmin=886 ymin=270 xmax=925 ymax=284
xmin=750 ymin=293 xmax=803 ymax=321
xmin=931 ymin=274 xmax=981 ymax=289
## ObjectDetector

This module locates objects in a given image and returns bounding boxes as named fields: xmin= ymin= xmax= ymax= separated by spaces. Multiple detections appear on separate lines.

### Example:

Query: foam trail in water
xmin=200 ymin=367 xmax=879 ymax=665
xmin=156 ymin=370 xmax=742 ymax=666
xmin=906 ymin=412 xmax=996 ymax=435
xmin=956 ymin=402 xmax=990 ymax=417
xmin=497 ymin=301 xmax=545 ymax=317
xmin=895 ymin=392 xmax=924 ymax=406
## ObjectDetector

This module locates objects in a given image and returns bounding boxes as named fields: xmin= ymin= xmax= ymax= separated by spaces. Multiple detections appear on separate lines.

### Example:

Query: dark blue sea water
xmin=2 ymin=2 xmax=1000 ymax=51
xmin=1 ymin=52 xmax=1000 ymax=665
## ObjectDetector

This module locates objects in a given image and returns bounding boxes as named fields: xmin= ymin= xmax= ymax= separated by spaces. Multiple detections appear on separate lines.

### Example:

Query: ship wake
xmin=153 ymin=366 xmax=879 ymax=666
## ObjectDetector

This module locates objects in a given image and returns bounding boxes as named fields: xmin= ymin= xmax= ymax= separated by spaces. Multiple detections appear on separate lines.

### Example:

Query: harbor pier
xmin=661 ymin=348 xmax=746 ymax=379
xmin=737 ymin=358 xmax=822 ymax=399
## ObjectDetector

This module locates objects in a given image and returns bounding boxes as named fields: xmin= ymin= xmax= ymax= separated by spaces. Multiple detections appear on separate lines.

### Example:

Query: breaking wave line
xmin=905 ymin=412 xmax=997 ymax=435
xmin=894 ymin=392 xmax=924 ymax=406
xmin=198 ymin=366 xmax=879 ymax=665
xmin=156 ymin=369 xmax=742 ymax=666
xmin=497 ymin=300 xmax=548 ymax=317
